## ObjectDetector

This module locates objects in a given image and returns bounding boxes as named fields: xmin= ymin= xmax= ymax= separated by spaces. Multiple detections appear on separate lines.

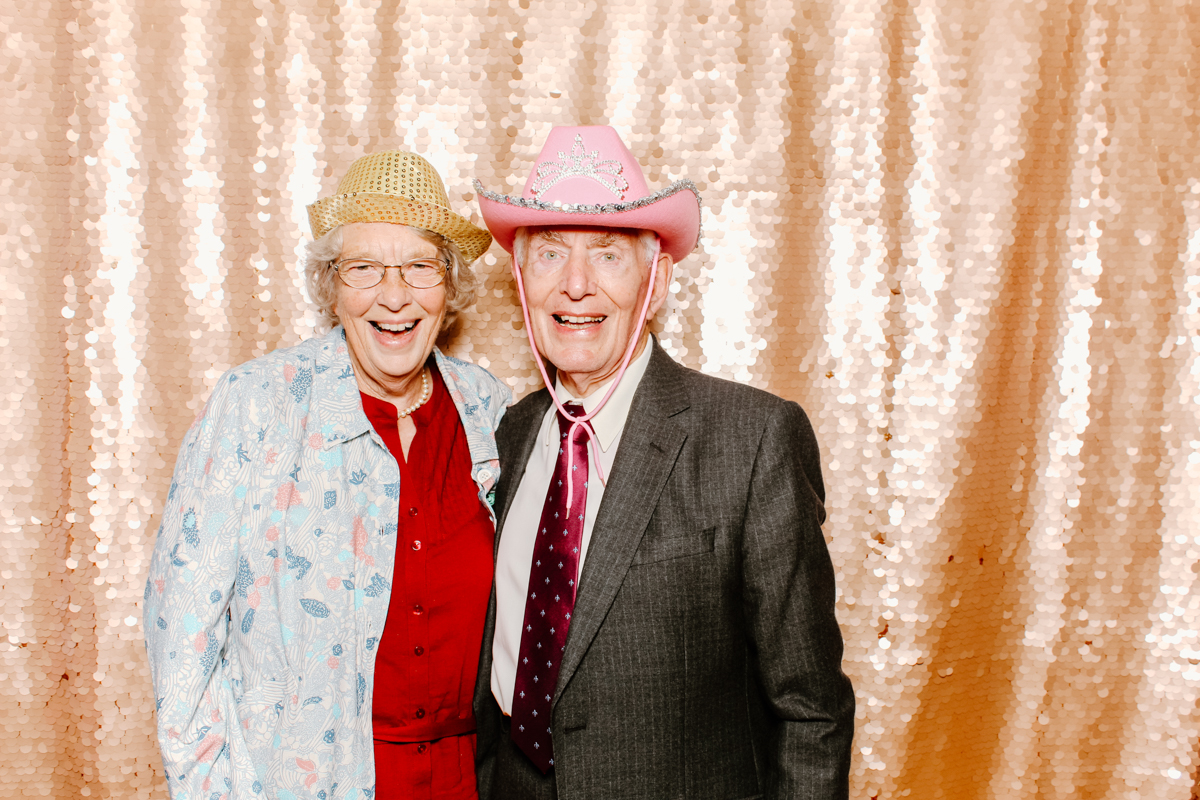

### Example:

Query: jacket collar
xmin=305 ymin=327 xmax=372 ymax=450
xmin=433 ymin=348 xmax=500 ymax=465
xmin=306 ymin=326 xmax=498 ymax=465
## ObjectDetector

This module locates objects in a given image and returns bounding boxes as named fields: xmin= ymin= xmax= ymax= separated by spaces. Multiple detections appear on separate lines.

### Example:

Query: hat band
xmin=472 ymin=178 xmax=701 ymax=217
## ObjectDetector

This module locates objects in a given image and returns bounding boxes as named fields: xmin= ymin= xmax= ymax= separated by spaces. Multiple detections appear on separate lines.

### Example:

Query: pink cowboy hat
xmin=474 ymin=125 xmax=701 ymax=263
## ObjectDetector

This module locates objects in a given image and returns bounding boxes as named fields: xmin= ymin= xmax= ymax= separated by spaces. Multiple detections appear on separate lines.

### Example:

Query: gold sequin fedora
xmin=307 ymin=150 xmax=493 ymax=262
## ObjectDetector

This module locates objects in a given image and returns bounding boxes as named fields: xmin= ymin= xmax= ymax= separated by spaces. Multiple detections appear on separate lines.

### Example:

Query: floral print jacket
xmin=143 ymin=327 xmax=511 ymax=800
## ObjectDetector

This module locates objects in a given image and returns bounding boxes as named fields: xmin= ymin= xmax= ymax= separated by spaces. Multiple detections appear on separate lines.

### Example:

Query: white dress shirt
xmin=491 ymin=341 xmax=653 ymax=715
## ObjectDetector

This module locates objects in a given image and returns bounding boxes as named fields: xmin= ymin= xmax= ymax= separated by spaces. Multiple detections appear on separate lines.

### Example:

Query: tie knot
xmin=556 ymin=403 xmax=595 ymax=451
xmin=557 ymin=402 xmax=585 ymax=432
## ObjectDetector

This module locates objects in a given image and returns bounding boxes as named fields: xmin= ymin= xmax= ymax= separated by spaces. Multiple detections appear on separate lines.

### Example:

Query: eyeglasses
xmin=332 ymin=257 xmax=448 ymax=290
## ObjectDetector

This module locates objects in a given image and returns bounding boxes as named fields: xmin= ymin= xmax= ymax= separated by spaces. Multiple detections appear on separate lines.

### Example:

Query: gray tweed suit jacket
xmin=474 ymin=339 xmax=854 ymax=800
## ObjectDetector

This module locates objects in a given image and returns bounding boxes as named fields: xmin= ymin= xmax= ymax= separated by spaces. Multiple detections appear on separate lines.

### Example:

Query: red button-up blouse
xmin=361 ymin=365 xmax=494 ymax=798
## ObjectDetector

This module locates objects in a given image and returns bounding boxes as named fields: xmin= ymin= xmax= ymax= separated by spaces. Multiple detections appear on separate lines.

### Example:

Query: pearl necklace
xmin=397 ymin=368 xmax=431 ymax=418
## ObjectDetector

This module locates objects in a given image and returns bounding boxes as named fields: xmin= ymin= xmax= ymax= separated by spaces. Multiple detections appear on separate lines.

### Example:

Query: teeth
xmin=558 ymin=315 xmax=603 ymax=324
xmin=374 ymin=321 xmax=416 ymax=333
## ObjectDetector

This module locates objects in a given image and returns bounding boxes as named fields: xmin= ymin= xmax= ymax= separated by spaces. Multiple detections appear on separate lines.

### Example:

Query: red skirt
xmin=373 ymin=733 xmax=478 ymax=800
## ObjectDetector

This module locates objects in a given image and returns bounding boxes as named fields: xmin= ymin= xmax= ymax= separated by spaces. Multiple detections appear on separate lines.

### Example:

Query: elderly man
xmin=472 ymin=126 xmax=854 ymax=800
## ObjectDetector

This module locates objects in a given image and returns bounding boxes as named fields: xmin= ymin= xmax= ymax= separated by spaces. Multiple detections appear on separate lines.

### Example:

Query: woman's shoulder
xmin=201 ymin=328 xmax=350 ymax=419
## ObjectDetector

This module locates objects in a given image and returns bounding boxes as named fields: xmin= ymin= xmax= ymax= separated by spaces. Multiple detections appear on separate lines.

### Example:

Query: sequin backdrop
xmin=3 ymin=0 xmax=1199 ymax=797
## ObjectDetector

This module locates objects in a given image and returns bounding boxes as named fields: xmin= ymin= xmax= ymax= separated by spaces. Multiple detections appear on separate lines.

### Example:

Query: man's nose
xmin=560 ymin=249 xmax=593 ymax=299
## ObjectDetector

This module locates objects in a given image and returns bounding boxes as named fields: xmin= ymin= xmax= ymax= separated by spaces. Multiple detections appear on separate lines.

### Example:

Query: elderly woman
xmin=144 ymin=151 xmax=509 ymax=800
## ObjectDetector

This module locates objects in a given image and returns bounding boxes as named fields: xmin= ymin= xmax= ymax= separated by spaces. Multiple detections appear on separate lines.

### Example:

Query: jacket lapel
xmin=492 ymin=392 xmax=552 ymax=556
xmin=474 ymin=389 xmax=551 ymax=731
xmin=554 ymin=341 xmax=690 ymax=703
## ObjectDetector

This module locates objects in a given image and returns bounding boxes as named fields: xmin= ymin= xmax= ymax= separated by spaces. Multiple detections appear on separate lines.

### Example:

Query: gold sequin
xmin=308 ymin=150 xmax=493 ymax=260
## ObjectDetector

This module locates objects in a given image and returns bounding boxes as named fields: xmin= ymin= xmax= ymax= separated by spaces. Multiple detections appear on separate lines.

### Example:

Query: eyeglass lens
xmin=335 ymin=259 xmax=445 ymax=289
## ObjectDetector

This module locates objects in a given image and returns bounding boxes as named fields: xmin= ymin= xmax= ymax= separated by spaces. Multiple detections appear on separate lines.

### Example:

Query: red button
xmin=413 ymin=605 xmax=424 ymax=615
xmin=414 ymin=645 xmax=424 ymax=656
xmin=416 ymin=743 xmax=427 ymax=754
xmin=415 ymin=708 xmax=425 ymax=719
xmin=412 ymin=540 xmax=422 ymax=551
xmin=408 ymin=507 xmax=419 ymax=517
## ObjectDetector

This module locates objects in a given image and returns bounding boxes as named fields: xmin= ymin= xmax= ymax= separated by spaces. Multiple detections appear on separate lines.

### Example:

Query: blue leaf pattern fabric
xmin=362 ymin=574 xmax=389 ymax=598
xmin=143 ymin=327 xmax=509 ymax=799
xmin=299 ymin=598 xmax=331 ymax=618
xmin=182 ymin=508 xmax=199 ymax=547
xmin=285 ymin=546 xmax=312 ymax=581
xmin=235 ymin=556 xmax=253 ymax=598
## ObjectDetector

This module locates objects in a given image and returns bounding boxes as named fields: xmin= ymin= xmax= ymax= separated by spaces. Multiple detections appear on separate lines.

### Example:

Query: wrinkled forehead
xmin=526 ymin=225 xmax=643 ymax=249
xmin=339 ymin=221 xmax=444 ymax=257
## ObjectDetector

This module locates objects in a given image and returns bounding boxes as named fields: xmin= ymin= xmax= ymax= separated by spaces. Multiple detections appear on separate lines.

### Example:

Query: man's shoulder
xmin=496 ymin=387 xmax=551 ymax=445
xmin=648 ymin=346 xmax=799 ymax=423
xmin=675 ymin=362 xmax=787 ymax=405
xmin=505 ymin=385 xmax=552 ymax=412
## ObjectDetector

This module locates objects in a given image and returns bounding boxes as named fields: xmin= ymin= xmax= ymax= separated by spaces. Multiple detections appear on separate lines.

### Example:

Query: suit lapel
xmin=473 ymin=390 xmax=551 ymax=730
xmin=555 ymin=341 xmax=690 ymax=704
xmin=492 ymin=392 xmax=552 ymax=557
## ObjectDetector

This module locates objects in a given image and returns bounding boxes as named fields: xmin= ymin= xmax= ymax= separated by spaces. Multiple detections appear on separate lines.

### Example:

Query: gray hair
xmin=303 ymin=225 xmax=481 ymax=332
xmin=512 ymin=227 xmax=661 ymax=270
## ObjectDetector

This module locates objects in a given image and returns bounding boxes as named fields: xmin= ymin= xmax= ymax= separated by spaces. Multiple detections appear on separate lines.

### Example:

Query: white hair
xmin=302 ymin=225 xmax=480 ymax=333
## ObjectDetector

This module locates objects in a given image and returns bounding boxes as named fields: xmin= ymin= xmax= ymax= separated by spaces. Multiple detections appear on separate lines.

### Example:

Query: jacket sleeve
xmin=741 ymin=400 xmax=855 ymax=800
xmin=143 ymin=371 xmax=261 ymax=798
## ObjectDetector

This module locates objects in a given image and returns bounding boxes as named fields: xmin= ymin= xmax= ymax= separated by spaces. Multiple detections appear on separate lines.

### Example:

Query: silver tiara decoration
xmin=528 ymin=134 xmax=628 ymax=200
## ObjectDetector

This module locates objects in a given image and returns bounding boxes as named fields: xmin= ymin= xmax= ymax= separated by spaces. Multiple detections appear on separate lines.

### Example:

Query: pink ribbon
xmin=510 ymin=237 xmax=662 ymax=509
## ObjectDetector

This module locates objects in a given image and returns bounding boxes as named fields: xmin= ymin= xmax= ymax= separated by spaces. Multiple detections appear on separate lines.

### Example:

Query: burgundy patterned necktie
xmin=510 ymin=402 xmax=590 ymax=773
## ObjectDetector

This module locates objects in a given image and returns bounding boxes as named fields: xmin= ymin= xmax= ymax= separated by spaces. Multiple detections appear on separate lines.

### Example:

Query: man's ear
xmin=648 ymin=253 xmax=674 ymax=316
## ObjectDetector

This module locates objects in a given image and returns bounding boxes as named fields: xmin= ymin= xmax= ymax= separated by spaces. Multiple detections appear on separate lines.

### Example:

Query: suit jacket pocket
xmin=630 ymin=525 xmax=716 ymax=565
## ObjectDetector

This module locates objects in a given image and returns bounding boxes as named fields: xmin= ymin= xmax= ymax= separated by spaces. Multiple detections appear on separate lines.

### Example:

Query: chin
xmin=384 ymin=350 xmax=428 ymax=373
xmin=541 ymin=345 xmax=593 ymax=373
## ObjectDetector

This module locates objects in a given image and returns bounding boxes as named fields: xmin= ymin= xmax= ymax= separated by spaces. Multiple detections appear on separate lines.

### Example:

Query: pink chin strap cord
xmin=511 ymin=236 xmax=662 ymax=510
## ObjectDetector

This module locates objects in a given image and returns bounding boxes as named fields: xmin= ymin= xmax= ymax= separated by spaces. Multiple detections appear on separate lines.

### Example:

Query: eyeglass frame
xmin=330 ymin=256 xmax=450 ymax=290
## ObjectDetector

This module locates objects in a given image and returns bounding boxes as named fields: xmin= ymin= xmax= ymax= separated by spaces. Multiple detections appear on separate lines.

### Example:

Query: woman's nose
xmin=374 ymin=268 xmax=413 ymax=308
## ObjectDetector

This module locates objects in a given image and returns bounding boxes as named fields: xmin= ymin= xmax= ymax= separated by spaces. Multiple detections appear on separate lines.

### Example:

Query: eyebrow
xmin=531 ymin=231 xmax=626 ymax=248
xmin=587 ymin=232 xmax=622 ymax=248
xmin=532 ymin=231 xmax=568 ymax=247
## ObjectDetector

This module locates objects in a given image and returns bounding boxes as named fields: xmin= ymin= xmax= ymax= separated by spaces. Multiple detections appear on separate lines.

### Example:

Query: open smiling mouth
xmin=554 ymin=314 xmax=606 ymax=330
xmin=370 ymin=320 xmax=417 ymax=338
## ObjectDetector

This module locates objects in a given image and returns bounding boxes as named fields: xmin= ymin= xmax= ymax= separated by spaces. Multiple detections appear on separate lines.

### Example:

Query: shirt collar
xmin=543 ymin=337 xmax=653 ymax=452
